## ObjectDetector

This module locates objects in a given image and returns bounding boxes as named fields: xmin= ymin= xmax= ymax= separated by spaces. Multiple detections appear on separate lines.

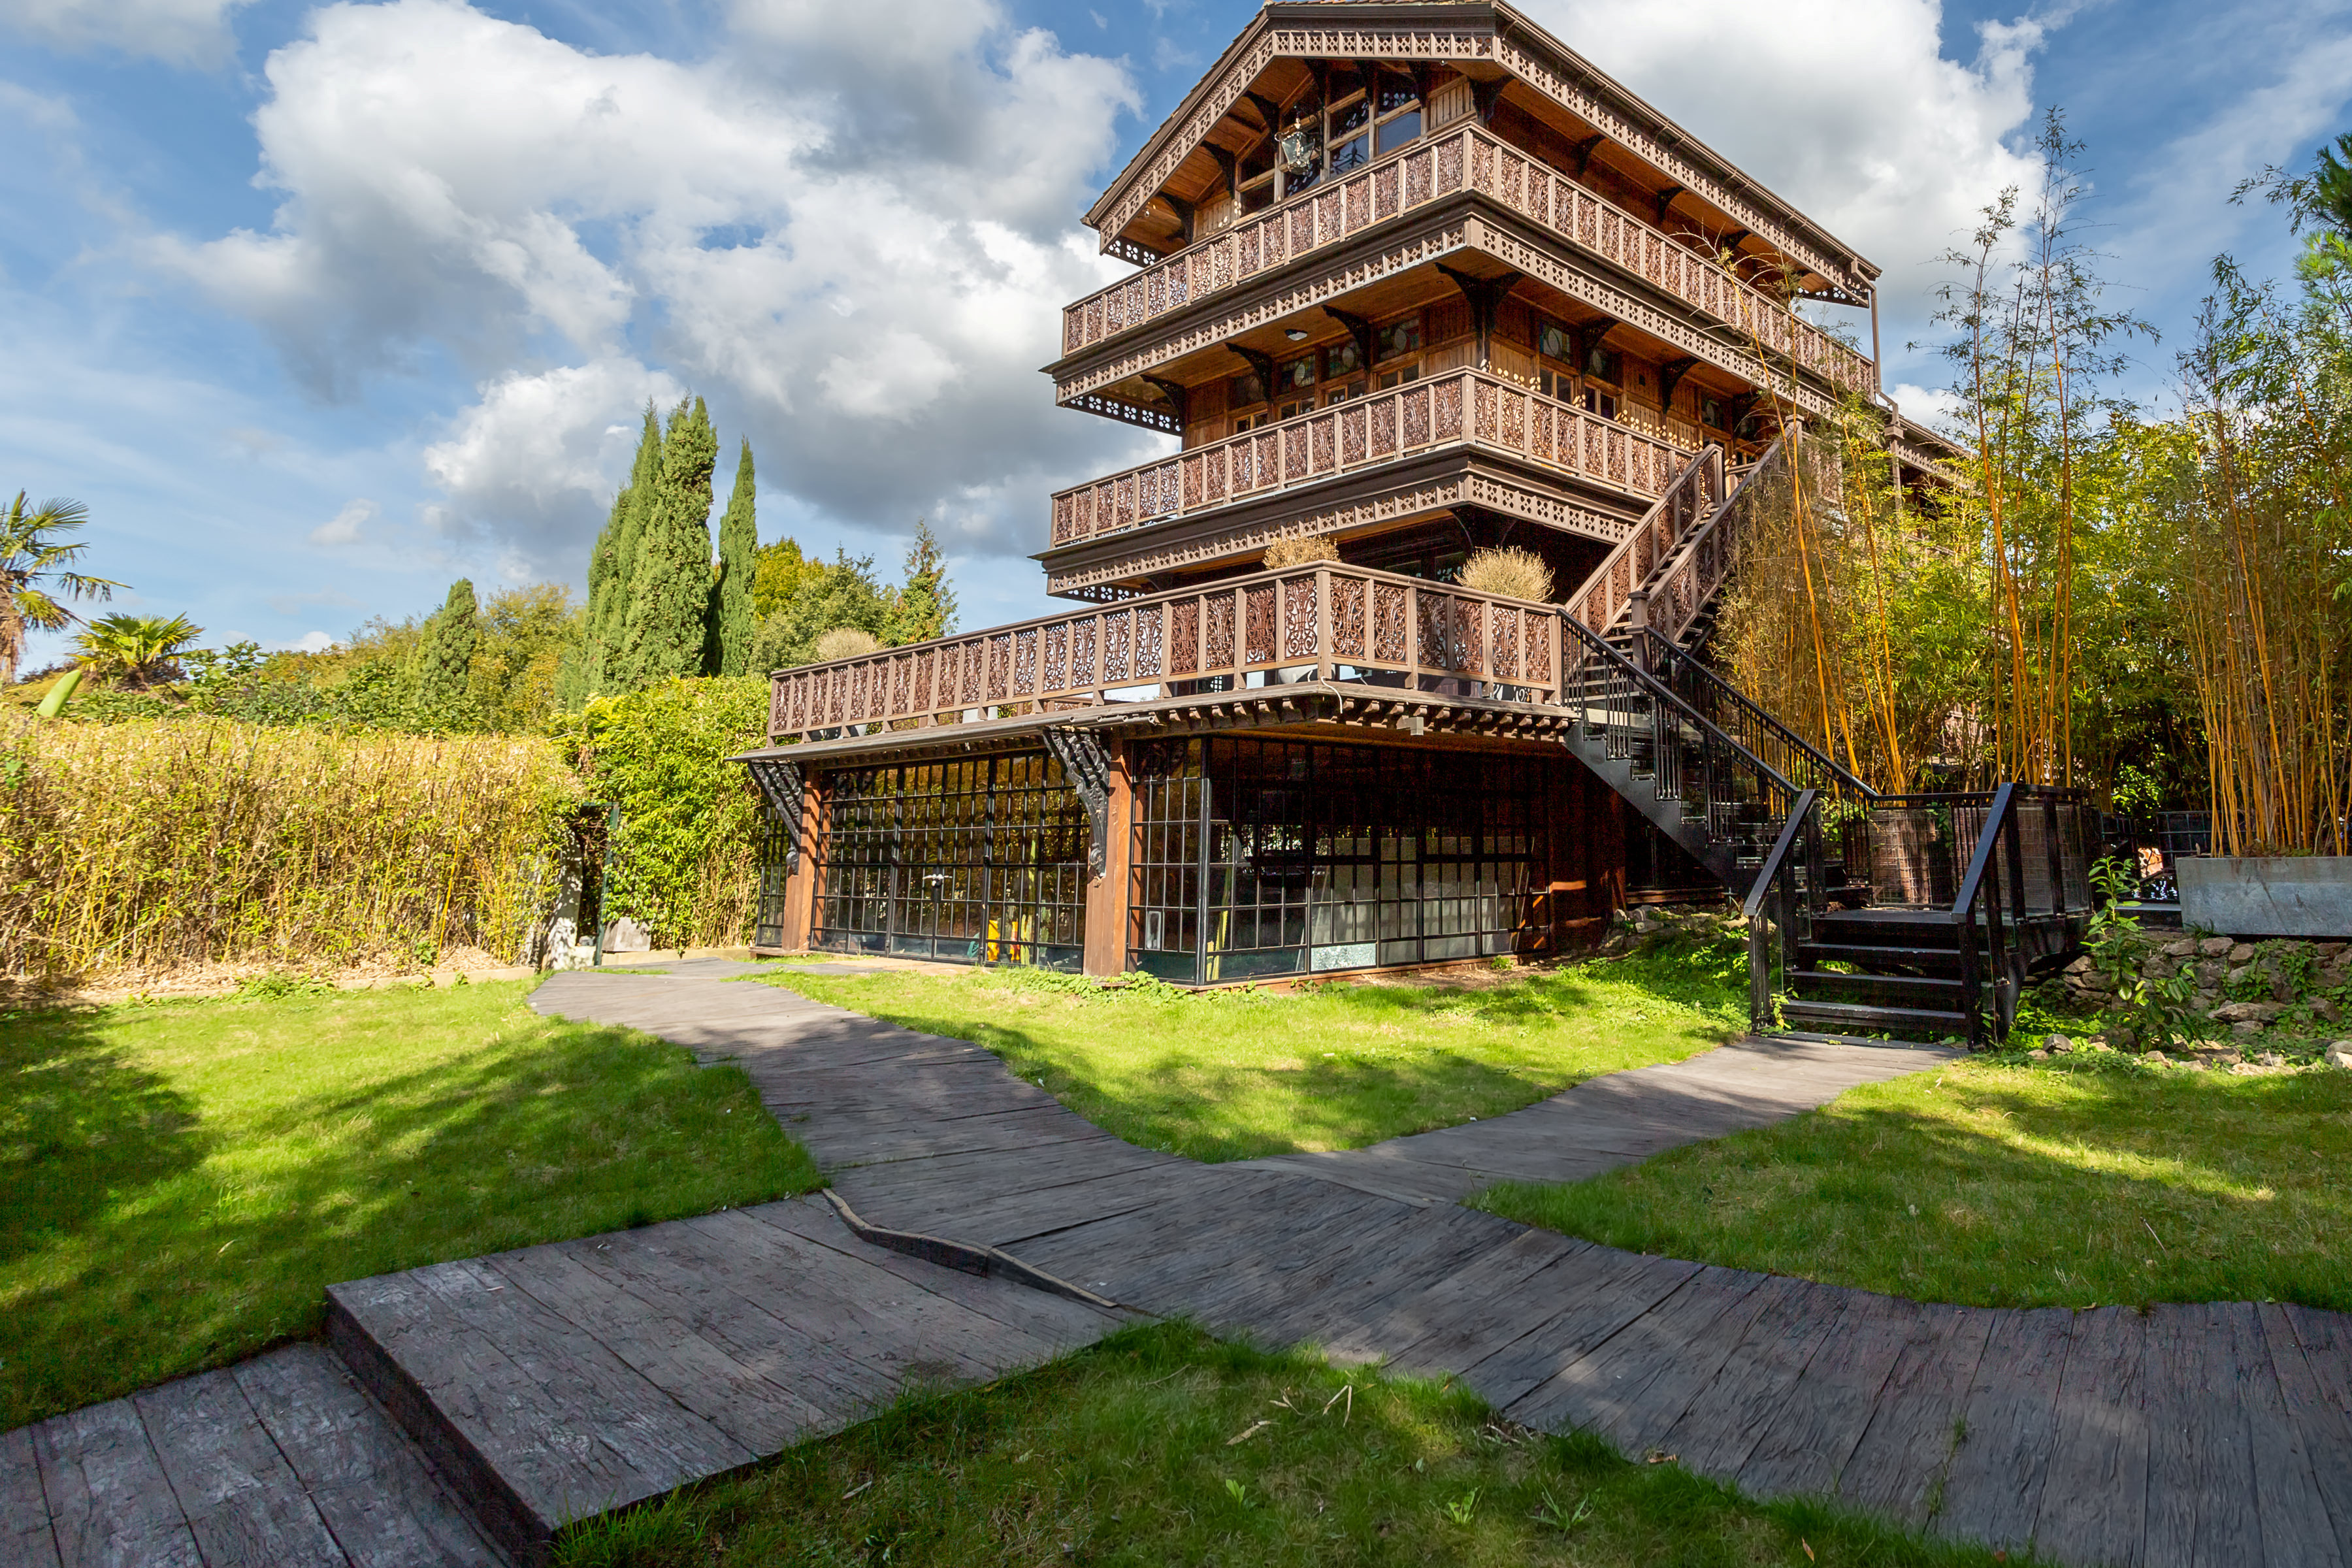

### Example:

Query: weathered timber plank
xmin=2142 ymin=1302 xmax=2261 ymax=1568
xmin=1111 ymin=1182 xmax=1407 ymax=1323
xmin=2240 ymin=1305 xmax=2340 ymax=1568
xmin=1497 ymin=1261 xmax=1759 ymax=1444
xmin=1199 ymin=1201 xmax=1448 ymax=1343
xmin=29 ymin=1399 xmax=203 ymax=1568
xmin=2027 ymin=1307 xmax=2148 ymax=1568
xmin=1447 ymin=1248 xmax=1700 ymax=1411
xmin=1261 ymin=1209 xmax=1531 ymax=1348
xmin=488 ymin=1242 xmax=834 ymax=1456
xmin=1835 ymin=1302 xmax=1994 ymax=1527
xmin=1659 ymin=1278 xmax=1854 ymax=1480
xmin=1 ymin=1424 xmax=61 ymax=1568
xmin=2272 ymin=1304 xmax=2352 ymax=1560
xmin=1319 ymin=1226 xmax=1587 ymax=1367
xmin=233 ymin=1346 xmax=504 ymax=1568
xmin=131 ymin=1368 xmax=348 ymax=1568
xmin=1004 ymin=1170 xmax=1303 ymax=1301
xmin=919 ymin=1161 xmax=1252 ymax=1252
xmin=794 ymin=1105 xmax=1115 ymax=1168
xmin=837 ymin=1139 xmax=1173 ymax=1215
xmin=1734 ymin=1291 xmax=1916 ymax=1501
xmin=747 ymin=1200 xmax=1121 ymax=1347
xmin=1931 ymin=1307 xmax=2072 ymax=1552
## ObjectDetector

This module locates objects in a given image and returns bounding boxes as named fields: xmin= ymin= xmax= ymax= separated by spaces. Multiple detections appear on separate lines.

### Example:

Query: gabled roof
xmin=1087 ymin=0 xmax=1878 ymax=297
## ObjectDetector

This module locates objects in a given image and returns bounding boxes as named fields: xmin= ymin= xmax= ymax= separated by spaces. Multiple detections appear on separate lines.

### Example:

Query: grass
xmin=1477 ymin=1052 xmax=2352 ymax=1311
xmin=0 ymin=977 xmax=820 ymax=1428
xmin=755 ymin=942 xmax=1747 ymax=1162
xmin=554 ymin=1321 xmax=2004 ymax=1568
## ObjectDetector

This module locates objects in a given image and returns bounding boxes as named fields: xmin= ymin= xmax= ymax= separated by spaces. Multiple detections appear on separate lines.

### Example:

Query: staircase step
xmin=1811 ymin=912 xmax=1965 ymax=950
xmin=1797 ymin=943 xmax=1968 ymax=973
xmin=1789 ymin=972 xmax=1965 ymax=1008
xmin=1778 ymin=1000 xmax=1971 ymax=1037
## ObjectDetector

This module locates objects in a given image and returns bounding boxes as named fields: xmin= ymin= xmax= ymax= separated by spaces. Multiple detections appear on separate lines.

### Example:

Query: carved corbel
xmin=745 ymin=757 xmax=806 ymax=871
xmin=1320 ymin=305 xmax=1377 ymax=375
xmin=1653 ymin=184 xmax=1686 ymax=228
xmin=1572 ymin=133 xmax=1607 ymax=177
xmin=1226 ymin=340 xmax=1277 ymax=391
xmin=1141 ymin=374 xmax=1191 ymax=427
xmin=1435 ymin=264 xmax=1522 ymax=370
xmin=1658 ymin=356 xmax=1699 ymax=411
xmin=1469 ymin=78 xmax=1505 ymax=125
xmin=1041 ymin=728 xmax=1113 ymax=879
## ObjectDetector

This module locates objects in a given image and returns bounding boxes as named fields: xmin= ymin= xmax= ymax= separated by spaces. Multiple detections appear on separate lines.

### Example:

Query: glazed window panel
xmin=811 ymin=750 xmax=1087 ymax=970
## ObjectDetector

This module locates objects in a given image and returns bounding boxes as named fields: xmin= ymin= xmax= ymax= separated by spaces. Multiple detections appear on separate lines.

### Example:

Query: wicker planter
xmin=2178 ymin=857 xmax=2352 ymax=938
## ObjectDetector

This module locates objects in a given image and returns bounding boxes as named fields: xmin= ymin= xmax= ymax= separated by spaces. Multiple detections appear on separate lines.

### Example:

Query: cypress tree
xmin=561 ymin=404 xmax=662 ymax=706
xmin=413 ymin=578 xmax=479 ymax=727
xmin=708 ymin=440 xmax=759 ymax=677
xmin=616 ymin=395 xmax=718 ymax=691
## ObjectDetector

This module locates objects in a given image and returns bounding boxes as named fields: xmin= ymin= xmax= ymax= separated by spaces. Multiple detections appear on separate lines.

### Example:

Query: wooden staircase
xmin=1550 ymin=434 xmax=2099 ymax=1048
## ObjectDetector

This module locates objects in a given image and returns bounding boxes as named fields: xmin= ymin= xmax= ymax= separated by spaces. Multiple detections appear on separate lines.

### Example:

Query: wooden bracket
xmin=1320 ymin=305 xmax=1377 ymax=374
xmin=1041 ymin=727 xmax=1113 ymax=879
xmin=1141 ymin=374 xmax=1190 ymax=427
xmin=1435 ymin=263 xmax=1521 ymax=368
xmin=745 ymin=758 xmax=806 ymax=870
xmin=1469 ymin=78 xmax=1505 ymax=125
xmin=1658 ymin=356 xmax=1699 ymax=412
xmin=1573 ymin=133 xmax=1607 ymax=177
xmin=1571 ymin=314 xmax=1620 ymax=377
xmin=1653 ymin=184 xmax=1685 ymax=229
xmin=1226 ymin=340 xmax=1277 ymax=389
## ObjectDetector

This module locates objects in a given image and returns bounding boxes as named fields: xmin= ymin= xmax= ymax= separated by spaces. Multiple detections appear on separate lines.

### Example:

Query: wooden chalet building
xmin=738 ymin=0 xmax=2009 ymax=1004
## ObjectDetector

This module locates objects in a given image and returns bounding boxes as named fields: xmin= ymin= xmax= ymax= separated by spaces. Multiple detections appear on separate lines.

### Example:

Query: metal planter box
xmin=2178 ymin=857 xmax=2352 ymax=938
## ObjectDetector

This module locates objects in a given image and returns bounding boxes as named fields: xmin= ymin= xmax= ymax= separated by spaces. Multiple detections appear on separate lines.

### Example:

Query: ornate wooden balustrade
xmin=1060 ymin=123 xmax=1874 ymax=395
xmin=1562 ymin=444 xmax=1724 ymax=635
xmin=1049 ymin=368 xmax=1687 ymax=549
xmin=766 ymin=564 xmax=1565 ymax=743
xmin=1625 ymin=429 xmax=1793 ymax=645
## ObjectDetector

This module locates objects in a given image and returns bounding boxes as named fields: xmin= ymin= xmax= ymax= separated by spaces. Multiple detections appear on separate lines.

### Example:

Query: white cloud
xmin=1 ymin=0 xmax=252 ymax=66
xmin=310 ymin=497 xmax=374 ymax=546
xmin=282 ymin=629 xmax=336 ymax=653
xmin=153 ymin=0 xmax=1157 ymax=577
xmin=421 ymin=358 xmax=683 ymax=547
xmin=1517 ymin=0 xmax=2044 ymax=346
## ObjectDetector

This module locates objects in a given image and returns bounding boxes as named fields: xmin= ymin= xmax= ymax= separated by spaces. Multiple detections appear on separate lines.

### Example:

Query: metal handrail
xmin=1744 ymin=788 xmax=1820 ymax=1032
xmin=1560 ymin=613 xmax=1801 ymax=800
xmin=1639 ymin=631 xmax=1873 ymax=800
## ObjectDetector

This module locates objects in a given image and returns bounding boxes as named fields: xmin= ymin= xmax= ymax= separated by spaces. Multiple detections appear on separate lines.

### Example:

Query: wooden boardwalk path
xmin=10 ymin=967 xmax=2350 ymax=1565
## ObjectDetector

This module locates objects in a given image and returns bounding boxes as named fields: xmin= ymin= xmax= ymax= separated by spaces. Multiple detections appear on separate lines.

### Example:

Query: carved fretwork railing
xmin=1561 ymin=444 xmax=1725 ymax=637
xmin=766 ymin=564 xmax=1563 ymax=743
xmin=1049 ymin=368 xmax=1688 ymax=548
xmin=1061 ymin=122 xmax=1874 ymax=395
xmin=1629 ymin=429 xmax=1793 ymax=647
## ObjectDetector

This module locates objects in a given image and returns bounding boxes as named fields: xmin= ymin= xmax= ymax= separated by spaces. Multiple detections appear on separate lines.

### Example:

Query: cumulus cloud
xmin=2 ymin=0 xmax=252 ymax=66
xmin=154 ymin=0 xmax=1156 ymax=576
xmin=1518 ymin=0 xmax=2044 ymax=342
xmin=310 ymin=497 xmax=374 ymax=546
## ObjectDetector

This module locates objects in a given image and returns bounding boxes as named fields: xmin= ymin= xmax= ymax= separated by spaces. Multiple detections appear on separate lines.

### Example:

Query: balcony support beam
xmin=1141 ymin=374 xmax=1191 ymax=427
xmin=1573 ymin=133 xmax=1607 ymax=177
xmin=1658 ymin=356 xmax=1699 ymax=412
xmin=1226 ymin=340 xmax=1276 ymax=389
xmin=1320 ymin=304 xmax=1377 ymax=374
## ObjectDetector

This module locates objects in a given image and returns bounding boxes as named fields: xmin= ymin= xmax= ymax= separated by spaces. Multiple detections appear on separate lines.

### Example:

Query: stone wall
xmin=2061 ymin=932 xmax=2351 ymax=1043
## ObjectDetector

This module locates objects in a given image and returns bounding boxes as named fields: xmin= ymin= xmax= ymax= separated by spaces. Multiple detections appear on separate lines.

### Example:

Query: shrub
xmin=1261 ymin=533 xmax=1341 ymax=568
xmin=0 ymin=713 xmax=578 ymax=980
xmin=810 ymin=627 xmax=883 ymax=664
xmin=1458 ymin=546 xmax=1554 ymax=602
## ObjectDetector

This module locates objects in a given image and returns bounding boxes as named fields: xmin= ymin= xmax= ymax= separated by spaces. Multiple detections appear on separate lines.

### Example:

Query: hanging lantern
xmin=1277 ymin=127 xmax=1319 ymax=175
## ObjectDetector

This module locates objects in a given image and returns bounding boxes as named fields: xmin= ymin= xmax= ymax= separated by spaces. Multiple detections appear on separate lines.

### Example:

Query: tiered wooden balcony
xmin=1047 ymin=367 xmax=1688 ymax=559
xmin=767 ymin=564 xmax=1566 ymax=744
xmin=1058 ymin=122 xmax=1874 ymax=397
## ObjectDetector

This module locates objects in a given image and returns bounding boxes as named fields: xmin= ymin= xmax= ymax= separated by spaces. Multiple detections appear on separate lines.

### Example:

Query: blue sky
xmin=3 ymin=0 xmax=2347 ymax=670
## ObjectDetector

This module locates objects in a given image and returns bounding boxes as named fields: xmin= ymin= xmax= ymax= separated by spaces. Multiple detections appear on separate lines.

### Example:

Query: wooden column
xmin=1082 ymin=739 xmax=1134 ymax=977
xmin=780 ymin=769 xmax=823 ymax=953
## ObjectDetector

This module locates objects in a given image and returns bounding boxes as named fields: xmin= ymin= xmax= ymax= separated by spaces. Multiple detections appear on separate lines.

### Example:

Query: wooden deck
xmin=8 ymin=968 xmax=2349 ymax=1566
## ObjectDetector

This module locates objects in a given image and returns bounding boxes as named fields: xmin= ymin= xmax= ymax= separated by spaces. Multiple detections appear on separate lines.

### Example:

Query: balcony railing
xmin=1048 ymin=368 xmax=1689 ymax=549
xmin=1060 ymin=122 xmax=1874 ymax=395
xmin=767 ymin=564 xmax=1568 ymax=743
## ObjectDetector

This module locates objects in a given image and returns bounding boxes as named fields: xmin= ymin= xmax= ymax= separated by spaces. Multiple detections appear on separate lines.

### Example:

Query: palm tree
xmin=2 ymin=492 xmax=126 ymax=688
xmin=73 ymin=613 xmax=203 ymax=691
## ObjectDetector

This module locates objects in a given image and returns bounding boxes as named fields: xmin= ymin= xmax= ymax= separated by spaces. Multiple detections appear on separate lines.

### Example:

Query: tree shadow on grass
xmin=0 ymin=1002 xmax=818 ymax=1429
xmin=1 ymin=1005 xmax=208 ymax=1267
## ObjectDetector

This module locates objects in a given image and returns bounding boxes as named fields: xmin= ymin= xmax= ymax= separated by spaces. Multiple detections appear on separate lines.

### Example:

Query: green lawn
xmin=1 ymin=979 xmax=819 ymax=1428
xmin=1477 ymin=1053 xmax=2352 ymax=1311
xmin=757 ymin=947 xmax=1746 ymax=1162
xmin=556 ymin=1322 xmax=2002 ymax=1568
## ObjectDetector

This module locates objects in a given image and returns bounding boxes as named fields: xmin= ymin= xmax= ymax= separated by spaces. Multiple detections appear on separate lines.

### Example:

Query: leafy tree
xmin=709 ymin=440 xmax=759 ymax=677
xmin=2 ymin=492 xmax=125 ymax=689
xmin=882 ymin=519 xmax=957 ymax=646
xmin=615 ymin=397 xmax=717 ymax=692
xmin=72 ymin=613 xmax=201 ymax=690
xmin=751 ymin=536 xmax=807 ymax=620
xmin=747 ymin=551 xmax=890 ymax=671
xmin=561 ymin=404 xmax=662 ymax=707
xmin=472 ymin=583 xmax=581 ymax=733
xmin=412 ymin=579 xmax=480 ymax=728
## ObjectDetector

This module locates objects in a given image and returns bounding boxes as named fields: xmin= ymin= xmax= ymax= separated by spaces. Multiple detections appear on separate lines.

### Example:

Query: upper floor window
xmin=1375 ymin=71 xmax=1422 ymax=154
xmin=1376 ymin=316 xmax=1421 ymax=364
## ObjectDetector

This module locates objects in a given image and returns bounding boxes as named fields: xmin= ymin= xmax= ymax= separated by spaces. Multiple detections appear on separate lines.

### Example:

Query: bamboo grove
xmin=1715 ymin=116 xmax=2352 ymax=853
